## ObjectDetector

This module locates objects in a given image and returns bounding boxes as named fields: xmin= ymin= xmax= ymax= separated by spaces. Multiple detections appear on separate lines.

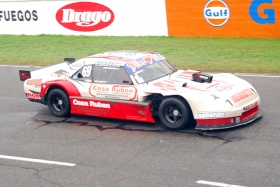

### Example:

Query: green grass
xmin=0 ymin=35 xmax=279 ymax=74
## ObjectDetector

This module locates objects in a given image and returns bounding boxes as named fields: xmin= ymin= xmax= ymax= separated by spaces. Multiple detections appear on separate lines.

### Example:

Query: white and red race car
xmin=19 ymin=50 xmax=261 ymax=130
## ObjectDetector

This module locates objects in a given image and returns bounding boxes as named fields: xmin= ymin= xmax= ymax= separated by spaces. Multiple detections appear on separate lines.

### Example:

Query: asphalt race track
xmin=0 ymin=66 xmax=280 ymax=187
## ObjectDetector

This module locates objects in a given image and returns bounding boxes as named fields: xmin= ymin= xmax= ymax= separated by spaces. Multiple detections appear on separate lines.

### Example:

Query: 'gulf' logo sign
xmin=204 ymin=0 xmax=230 ymax=27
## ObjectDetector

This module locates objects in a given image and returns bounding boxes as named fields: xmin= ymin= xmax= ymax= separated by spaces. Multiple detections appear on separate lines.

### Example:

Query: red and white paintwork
xmin=21 ymin=50 xmax=261 ymax=130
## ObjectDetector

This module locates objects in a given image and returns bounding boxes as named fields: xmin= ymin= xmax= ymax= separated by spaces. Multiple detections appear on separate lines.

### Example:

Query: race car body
xmin=19 ymin=50 xmax=261 ymax=130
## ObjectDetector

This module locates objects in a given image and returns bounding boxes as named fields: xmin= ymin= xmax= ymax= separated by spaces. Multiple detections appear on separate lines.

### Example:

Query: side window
xmin=93 ymin=66 xmax=132 ymax=84
xmin=72 ymin=65 xmax=93 ymax=82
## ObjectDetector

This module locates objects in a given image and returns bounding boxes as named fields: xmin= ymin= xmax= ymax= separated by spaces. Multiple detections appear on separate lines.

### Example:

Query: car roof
xmin=86 ymin=50 xmax=160 ymax=65
xmin=77 ymin=50 xmax=167 ymax=75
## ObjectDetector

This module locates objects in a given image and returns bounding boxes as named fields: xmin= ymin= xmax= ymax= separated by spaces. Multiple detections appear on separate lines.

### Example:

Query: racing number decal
xmin=82 ymin=65 xmax=92 ymax=77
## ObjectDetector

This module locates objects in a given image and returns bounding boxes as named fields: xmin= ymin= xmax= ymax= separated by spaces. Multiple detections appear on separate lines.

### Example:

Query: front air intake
xmin=192 ymin=72 xmax=213 ymax=83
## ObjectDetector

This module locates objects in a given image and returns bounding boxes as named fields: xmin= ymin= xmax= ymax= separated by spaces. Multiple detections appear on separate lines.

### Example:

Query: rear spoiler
xmin=19 ymin=58 xmax=76 ymax=81
xmin=64 ymin=58 xmax=76 ymax=63
xmin=19 ymin=70 xmax=31 ymax=81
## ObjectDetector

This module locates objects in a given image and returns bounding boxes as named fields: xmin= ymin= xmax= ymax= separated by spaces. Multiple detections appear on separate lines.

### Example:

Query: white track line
xmin=235 ymin=74 xmax=280 ymax=78
xmin=197 ymin=180 xmax=247 ymax=187
xmin=0 ymin=155 xmax=76 ymax=167
xmin=0 ymin=65 xmax=30 ymax=68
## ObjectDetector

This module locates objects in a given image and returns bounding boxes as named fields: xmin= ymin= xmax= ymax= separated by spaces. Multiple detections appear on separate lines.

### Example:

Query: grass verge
xmin=0 ymin=35 xmax=279 ymax=74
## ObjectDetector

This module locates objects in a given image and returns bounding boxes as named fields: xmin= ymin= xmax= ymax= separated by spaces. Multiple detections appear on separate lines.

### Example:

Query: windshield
xmin=132 ymin=60 xmax=176 ymax=84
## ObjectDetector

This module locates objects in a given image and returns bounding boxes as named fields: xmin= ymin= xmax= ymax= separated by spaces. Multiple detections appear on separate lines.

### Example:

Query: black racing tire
xmin=47 ymin=89 xmax=70 ymax=117
xmin=159 ymin=97 xmax=190 ymax=130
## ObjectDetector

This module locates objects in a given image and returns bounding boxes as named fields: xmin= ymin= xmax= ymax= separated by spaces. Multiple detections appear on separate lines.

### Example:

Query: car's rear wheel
xmin=159 ymin=97 xmax=190 ymax=130
xmin=47 ymin=89 xmax=70 ymax=117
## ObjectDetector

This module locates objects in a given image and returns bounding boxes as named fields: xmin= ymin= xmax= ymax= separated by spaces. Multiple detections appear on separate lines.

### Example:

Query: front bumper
xmin=195 ymin=107 xmax=262 ymax=130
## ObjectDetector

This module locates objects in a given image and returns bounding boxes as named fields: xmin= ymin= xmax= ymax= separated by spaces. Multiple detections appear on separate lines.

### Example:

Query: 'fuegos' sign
xmin=56 ymin=2 xmax=115 ymax=32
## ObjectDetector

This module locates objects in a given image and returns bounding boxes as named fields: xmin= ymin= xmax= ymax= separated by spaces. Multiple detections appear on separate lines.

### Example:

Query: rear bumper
xmin=195 ymin=108 xmax=262 ymax=130
xmin=26 ymin=93 xmax=46 ymax=105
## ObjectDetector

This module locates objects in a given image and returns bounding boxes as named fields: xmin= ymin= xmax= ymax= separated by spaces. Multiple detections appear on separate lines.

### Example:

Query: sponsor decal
xmin=89 ymin=84 xmax=137 ymax=100
xmin=176 ymin=70 xmax=200 ymax=79
xmin=133 ymin=74 xmax=144 ymax=84
xmin=217 ymin=74 xmax=229 ymax=78
xmin=73 ymin=99 xmax=110 ymax=109
xmin=215 ymin=84 xmax=233 ymax=92
xmin=51 ymin=73 xmax=69 ymax=79
xmin=94 ymin=61 xmax=122 ymax=67
xmin=243 ymin=101 xmax=258 ymax=111
xmin=231 ymin=89 xmax=254 ymax=103
xmin=26 ymin=79 xmax=42 ymax=87
xmin=206 ymin=83 xmax=219 ymax=89
xmin=235 ymin=117 xmax=240 ymax=123
xmin=0 ymin=10 xmax=38 ymax=22
xmin=153 ymin=81 xmax=176 ymax=90
xmin=203 ymin=0 xmax=230 ymax=27
xmin=125 ymin=53 xmax=135 ymax=57
xmin=27 ymin=93 xmax=41 ymax=100
xmin=56 ymin=2 xmax=115 ymax=32
xmin=70 ymin=61 xmax=85 ymax=70
xmin=81 ymin=65 xmax=92 ymax=78
xmin=210 ymin=94 xmax=220 ymax=100
xmin=249 ymin=0 xmax=275 ymax=24
xmin=196 ymin=111 xmax=225 ymax=118
xmin=125 ymin=54 xmax=166 ymax=75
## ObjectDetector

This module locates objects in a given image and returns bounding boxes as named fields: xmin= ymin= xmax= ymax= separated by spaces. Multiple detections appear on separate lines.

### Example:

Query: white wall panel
xmin=0 ymin=0 xmax=168 ymax=36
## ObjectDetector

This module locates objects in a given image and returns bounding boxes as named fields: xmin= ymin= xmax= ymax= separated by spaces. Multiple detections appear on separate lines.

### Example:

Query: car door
xmin=69 ymin=64 xmax=154 ymax=121
xmin=89 ymin=66 xmax=137 ymax=100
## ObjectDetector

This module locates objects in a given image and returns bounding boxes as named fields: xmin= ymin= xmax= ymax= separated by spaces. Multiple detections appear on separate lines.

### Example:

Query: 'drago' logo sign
xmin=56 ymin=2 xmax=115 ymax=32
xmin=204 ymin=0 xmax=230 ymax=27
xmin=249 ymin=0 xmax=275 ymax=24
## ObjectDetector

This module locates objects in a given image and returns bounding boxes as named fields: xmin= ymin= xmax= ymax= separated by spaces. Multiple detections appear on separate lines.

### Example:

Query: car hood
xmin=141 ymin=70 xmax=259 ymax=107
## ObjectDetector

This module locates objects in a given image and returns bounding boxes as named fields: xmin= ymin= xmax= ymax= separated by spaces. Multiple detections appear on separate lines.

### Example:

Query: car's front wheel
xmin=159 ymin=97 xmax=190 ymax=130
xmin=47 ymin=89 xmax=70 ymax=117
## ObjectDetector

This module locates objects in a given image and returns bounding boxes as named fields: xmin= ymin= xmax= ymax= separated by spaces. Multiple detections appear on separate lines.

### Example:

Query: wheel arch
xmin=162 ymin=94 xmax=197 ymax=128
xmin=41 ymin=80 xmax=81 ymax=104
xmin=165 ymin=95 xmax=195 ymax=119
xmin=148 ymin=93 xmax=195 ymax=121
xmin=158 ymin=95 xmax=195 ymax=129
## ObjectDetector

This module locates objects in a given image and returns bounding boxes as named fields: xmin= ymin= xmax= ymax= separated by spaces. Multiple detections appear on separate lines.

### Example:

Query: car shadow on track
xmin=30 ymin=107 xmax=264 ymax=141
